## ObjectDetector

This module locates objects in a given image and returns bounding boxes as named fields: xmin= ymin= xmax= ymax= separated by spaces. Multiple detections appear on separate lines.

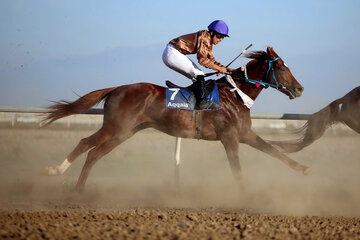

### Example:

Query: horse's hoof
xmin=303 ymin=167 xmax=311 ymax=176
xmin=44 ymin=166 xmax=59 ymax=176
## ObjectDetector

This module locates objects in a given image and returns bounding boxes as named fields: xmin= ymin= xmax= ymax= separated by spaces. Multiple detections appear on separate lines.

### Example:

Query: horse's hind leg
xmin=243 ymin=130 xmax=310 ymax=174
xmin=75 ymin=133 xmax=132 ymax=192
xmin=45 ymin=127 xmax=113 ymax=176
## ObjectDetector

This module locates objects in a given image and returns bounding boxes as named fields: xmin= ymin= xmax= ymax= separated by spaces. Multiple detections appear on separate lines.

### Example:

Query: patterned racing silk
xmin=169 ymin=30 xmax=226 ymax=72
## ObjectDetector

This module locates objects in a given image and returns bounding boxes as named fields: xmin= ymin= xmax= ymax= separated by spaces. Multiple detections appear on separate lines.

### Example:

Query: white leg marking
xmin=45 ymin=158 xmax=71 ymax=176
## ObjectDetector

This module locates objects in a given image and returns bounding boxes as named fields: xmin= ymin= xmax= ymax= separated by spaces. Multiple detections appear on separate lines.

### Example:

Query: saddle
xmin=166 ymin=80 xmax=216 ymax=99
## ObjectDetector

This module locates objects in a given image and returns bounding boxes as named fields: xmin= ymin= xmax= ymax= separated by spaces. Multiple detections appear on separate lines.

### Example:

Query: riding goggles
xmin=215 ymin=33 xmax=226 ymax=39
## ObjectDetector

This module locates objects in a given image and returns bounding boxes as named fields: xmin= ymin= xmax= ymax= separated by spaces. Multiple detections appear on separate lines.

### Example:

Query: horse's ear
xmin=266 ymin=47 xmax=277 ymax=58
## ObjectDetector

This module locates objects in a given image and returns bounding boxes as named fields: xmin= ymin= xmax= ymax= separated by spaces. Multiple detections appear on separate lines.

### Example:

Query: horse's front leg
xmin=242 ymin=130 xmax=310 ymax=175
xmin=220 ymin=133 xmax=243 ymax=184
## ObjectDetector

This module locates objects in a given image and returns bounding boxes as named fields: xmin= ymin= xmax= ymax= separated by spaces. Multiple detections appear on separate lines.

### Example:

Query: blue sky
xmin=1 ymin=0 xmax=359 ymax=114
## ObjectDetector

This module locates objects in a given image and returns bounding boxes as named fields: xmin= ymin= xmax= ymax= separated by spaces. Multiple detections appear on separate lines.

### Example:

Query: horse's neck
xmin=238 ymin=60 xmax=268 ymax=100
xmin=238 ymin=84 xmax=261 ymax=101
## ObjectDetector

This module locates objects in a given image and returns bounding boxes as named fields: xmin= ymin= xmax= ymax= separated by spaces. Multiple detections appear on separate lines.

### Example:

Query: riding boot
xmin=194 ymin=75 xmax=208 ymax=109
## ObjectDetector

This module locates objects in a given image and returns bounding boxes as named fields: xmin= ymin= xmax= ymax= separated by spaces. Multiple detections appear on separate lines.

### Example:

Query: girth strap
xmin=195 ymin=110 xmax=202 ymax=139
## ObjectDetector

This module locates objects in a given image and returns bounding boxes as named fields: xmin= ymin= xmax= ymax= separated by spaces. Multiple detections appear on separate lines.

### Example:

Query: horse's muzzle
xmin=294 ymin=86 xmax=304 ymax=97
xmin=280 ymin=85 xmax=304 ymax=99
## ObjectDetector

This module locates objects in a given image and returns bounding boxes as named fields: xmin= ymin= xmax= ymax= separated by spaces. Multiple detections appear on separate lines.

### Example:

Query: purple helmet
xmin=208 ymin=20 xmax=229 ymax=37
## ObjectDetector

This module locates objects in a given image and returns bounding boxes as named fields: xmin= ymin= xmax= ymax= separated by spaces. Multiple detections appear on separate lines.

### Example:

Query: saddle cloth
xmin=165 ymin=80 xmax=220 ymax=111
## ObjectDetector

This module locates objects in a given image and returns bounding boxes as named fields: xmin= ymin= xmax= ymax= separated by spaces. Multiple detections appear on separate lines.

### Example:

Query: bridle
xmin=243 ymin=57 xmax=284 ymax=89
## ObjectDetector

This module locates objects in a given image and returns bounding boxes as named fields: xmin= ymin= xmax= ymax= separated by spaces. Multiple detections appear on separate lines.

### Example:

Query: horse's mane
xmin=244 ymin=51 xmax=270 ymax=61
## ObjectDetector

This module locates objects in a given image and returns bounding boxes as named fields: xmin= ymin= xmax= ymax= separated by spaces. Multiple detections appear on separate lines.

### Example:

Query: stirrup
xmin=196 ymin=100 xmax=208 ymax=110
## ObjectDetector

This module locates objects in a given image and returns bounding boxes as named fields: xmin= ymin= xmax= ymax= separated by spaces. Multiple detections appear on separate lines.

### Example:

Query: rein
xmin=243 ymin=57 xmax=281 ymax=89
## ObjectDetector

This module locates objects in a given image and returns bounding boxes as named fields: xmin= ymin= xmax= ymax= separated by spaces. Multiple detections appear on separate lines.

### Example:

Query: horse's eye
xmin=280 ymin=67 xmax=286 ymax=71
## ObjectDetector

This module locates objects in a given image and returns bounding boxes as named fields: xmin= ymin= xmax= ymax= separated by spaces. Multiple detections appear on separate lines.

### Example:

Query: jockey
xmin=162 ymin=20 xmax=235 ymax=109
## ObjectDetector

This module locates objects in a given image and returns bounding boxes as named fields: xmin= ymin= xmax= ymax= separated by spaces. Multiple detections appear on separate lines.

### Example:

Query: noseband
xmin=243 ymin=57 xmax=282 ymax=89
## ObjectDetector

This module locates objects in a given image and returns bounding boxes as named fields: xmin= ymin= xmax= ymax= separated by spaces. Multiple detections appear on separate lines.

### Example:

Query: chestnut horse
xmin=44 ymin=47 xmax=309 ymax=191
xmin=270 ymin=86 xmax=360 ymax=153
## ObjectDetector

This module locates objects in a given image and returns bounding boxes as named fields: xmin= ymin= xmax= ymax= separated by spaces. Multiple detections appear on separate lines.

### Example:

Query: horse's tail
xmin=271 ymin=98 xmax=343 ymax=153
xmin=42 ymin=87 xmax=118 ymax=126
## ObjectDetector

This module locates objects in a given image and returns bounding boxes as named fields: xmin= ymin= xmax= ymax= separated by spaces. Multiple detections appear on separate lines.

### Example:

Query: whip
xmin=205 ymin=43 xmax=253 ymax=77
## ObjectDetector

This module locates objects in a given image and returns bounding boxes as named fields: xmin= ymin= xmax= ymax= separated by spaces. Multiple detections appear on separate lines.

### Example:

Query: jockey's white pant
xmin=162 ymin=44 xmax=204 ymax=81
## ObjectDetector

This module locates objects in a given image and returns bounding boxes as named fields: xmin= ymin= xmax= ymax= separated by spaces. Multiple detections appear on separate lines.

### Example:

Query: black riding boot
xmin=194 ymin=75 xmax=207 ymax=109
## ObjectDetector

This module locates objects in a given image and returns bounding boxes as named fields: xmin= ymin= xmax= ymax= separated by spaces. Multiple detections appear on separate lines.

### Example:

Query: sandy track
xmin=1 ymin=125 xmax=360 ymax=239
xmin=1 ymin=207 xmax=360 ymax=240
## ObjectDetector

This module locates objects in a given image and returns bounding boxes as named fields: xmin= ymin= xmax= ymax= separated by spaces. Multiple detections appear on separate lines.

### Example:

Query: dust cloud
xmin=0 ymin=125 xmax=359 ymax=217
